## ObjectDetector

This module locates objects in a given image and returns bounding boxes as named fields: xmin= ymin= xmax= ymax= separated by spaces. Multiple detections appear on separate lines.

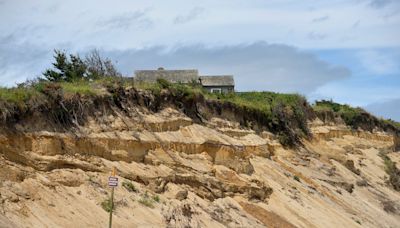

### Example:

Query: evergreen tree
xmin=43 ymin=50 xmax=87 ymax=82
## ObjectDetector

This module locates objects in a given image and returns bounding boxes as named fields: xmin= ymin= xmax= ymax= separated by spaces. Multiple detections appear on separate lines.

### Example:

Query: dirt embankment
xmin=0 ymin=86 xmax=399 ymax=227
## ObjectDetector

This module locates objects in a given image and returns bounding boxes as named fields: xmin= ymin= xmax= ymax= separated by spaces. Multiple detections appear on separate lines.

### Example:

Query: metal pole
xmin=109 ymin=187 xmax=114 ymax=228
xmin=109 ymin=167 xmax=116 ymax=228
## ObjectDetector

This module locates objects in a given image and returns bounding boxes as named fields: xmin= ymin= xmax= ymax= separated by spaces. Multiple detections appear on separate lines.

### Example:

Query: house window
xmin=211 ymin=88 xmax=222 ymax=93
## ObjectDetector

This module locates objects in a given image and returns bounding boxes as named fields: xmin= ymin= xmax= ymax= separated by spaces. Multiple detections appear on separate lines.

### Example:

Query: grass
xmin=205 ymin=91 xmax=306 ymax=117
xmin=122 ymin=181 xmax=137 ymax=192
xmin=204 ymin=90 xmax=311 ymax=145
xmin=101 ymin=198 xmax=114 ymax=212
xmin=379 ymin=151 xmax=400 ymax=191
xmin=60 ymin=80 xmax=101 ymax=96
xmin=313 ymin=100 xmax=400 ymax=132
xmin=313 ymin=100 xmax=364 ymax=124
xmin=0 ymin=86 xmax=41 ymax=105
xmin=0 ymin=80 xmax=99 ymax=105
xmin=138 ymin=192 xmax=160 ymax=208
xmin=1 ymin=77 xmax=398 ymax=147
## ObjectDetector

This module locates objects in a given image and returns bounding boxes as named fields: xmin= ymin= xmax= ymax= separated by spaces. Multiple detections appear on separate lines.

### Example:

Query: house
xmin=135 ymin=68 xmax=198 ymax=84
xmin=199 ymin=75 xmax=234 ymax=93
xmin=134 ymin=68 xmax=235 ymax=93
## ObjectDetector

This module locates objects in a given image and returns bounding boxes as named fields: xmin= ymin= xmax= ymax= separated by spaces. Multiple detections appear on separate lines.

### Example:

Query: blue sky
xmin=0 ymin=0 xmax=399 ymax=120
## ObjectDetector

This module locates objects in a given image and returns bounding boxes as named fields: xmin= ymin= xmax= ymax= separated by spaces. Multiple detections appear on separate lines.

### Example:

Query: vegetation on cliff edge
xmin=0 ymin=50 xmax=398 ymax=146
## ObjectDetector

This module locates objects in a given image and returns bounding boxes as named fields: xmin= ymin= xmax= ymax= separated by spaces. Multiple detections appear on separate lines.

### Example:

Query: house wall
xmin=203 ymin=86 xmax=234 ymax=93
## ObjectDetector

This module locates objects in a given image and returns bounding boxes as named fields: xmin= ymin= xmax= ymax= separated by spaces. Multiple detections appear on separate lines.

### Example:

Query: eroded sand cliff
xmin=1 ymin=101 xmax=399 ymax=227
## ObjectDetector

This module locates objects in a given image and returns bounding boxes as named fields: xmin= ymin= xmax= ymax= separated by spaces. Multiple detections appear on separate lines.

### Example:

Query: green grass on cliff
xmin=0 ymin=86 xmax=42 ymax=106
xmin=1 ymin=78 xmax=398 ymax=145
xmin=313 ymin=100 xmax=400 ymax=132
xmin=205 ymin=91 xmax=306 ymax=116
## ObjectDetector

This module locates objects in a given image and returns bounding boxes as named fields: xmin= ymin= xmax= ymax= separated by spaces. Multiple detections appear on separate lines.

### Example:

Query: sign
xmin=108 ymin=176 xmax=118 ymax=187
xmin=108 ymin=167 xmax=117 ymax=228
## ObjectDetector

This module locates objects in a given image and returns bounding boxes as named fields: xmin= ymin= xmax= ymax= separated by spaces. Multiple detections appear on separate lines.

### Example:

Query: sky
xmin=0 ymin=0 xmax=399 ymax=120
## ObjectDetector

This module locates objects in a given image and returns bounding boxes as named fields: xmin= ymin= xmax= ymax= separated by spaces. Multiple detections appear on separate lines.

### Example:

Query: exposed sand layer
xmin=0 ymin=108 xmax=399 ymax=227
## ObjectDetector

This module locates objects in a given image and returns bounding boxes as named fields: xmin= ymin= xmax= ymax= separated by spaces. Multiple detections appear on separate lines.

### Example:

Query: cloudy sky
xmin=0 ymin=0 xmax=399 ymax=120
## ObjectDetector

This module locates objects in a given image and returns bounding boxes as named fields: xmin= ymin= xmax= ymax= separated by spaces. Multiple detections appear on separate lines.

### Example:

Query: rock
xmin=175 ymin=189 xmax=188 ymax=200
xmin=356 ymin=179 xmax=368 ymax=187
xmin=1 ymin=190 xmax=19 ymax=203
xmin=247 ymin=183 xmax=272 ymax=201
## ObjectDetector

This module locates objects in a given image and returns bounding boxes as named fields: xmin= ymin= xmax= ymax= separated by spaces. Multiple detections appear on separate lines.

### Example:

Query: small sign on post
xmin=108 ymin=167 xmax=118 ymax=228
xmin=108 ymin=177 xmax=118 ymax=187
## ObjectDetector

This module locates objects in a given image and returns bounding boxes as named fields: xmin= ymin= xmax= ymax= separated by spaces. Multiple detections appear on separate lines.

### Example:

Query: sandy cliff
xmin=0 ymin=92 xmax=399 ymax=227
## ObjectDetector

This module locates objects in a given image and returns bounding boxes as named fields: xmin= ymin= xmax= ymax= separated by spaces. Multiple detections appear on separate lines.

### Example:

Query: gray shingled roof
xmin=135 ymin=69 xmax=199 ymax=83
xmin=199 ymin=75 xmax=234 ymax=86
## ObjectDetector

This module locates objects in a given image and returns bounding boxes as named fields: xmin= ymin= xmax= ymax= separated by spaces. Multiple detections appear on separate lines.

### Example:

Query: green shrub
xmin=101 ymin=198 xmax=114 ymax=212
xmin=313 ymin=100 xmax=400 ymax=133
xmin=152 ymin=194 xmax=160 ymax=203
xmin=293 ymin=175 xmax=300 ymax=182
xmin=156 ymin=78 xmax=171 ymax=89
xmin=204 ymin=91 xmax=310 ymax=146
xmin=138 ymin=192 xmax=160 ymax=208
xmin=379 ymin=152 xmax=400 ymax=191
xmin=122 ymin=181 xmax=137 ymax=192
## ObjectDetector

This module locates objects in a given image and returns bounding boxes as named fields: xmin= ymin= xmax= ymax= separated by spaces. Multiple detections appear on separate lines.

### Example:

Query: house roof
xmin=135 ymin=69 xmax=199 ymax=83
xmin=199 ymin=75 xmax=234 ymax=86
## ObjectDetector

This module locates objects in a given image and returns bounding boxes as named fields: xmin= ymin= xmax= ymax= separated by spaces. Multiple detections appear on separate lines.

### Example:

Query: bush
xmin=313 ymin=100 xmax=400 ymax=133
xmin=101 ymin=198 xmax=114 ymax=212
xmin=379 ymin=152 xmax=400 ymax=191
xmin=156 ymin=78 xmax=171 ymax=89
xmin=138 ymin=192 xmax=159 ymax=208
xmin=152 ymin=194 xmax=160 ymax=203
xmin=205 ymin=91 xmax=311 ymax=146
xmin=122 ymin=181 xmax=137 ymax=192
xmin=293 ymin=175 xmax=300 ymax=182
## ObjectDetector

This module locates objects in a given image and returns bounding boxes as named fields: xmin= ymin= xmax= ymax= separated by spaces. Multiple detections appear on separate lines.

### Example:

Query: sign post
xmin=108 ymin=167 xmax=118 ymax=228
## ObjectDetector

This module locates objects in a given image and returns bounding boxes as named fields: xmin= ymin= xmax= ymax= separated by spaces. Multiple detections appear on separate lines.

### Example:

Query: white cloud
xmin=312 ymin=15 xmax=329 ymax=23
xmin=174 ymin=7 xmax=205 ymax=24
xmin=0 ymin=0 xmax=399 ymax=50
xmin=96 ymin=10 xmax=154 ymax=30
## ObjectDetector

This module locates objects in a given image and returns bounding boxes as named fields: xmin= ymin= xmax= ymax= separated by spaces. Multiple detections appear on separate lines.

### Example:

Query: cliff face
xmin=0 ymin=89 xmax=399 ymax=227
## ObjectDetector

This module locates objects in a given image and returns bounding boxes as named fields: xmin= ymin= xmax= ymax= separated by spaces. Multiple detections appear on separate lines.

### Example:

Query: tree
xmin=66 ymin=54 xmax=87 ymax=81
xmin=43 ymin=50 xmax=68 ymax=82
xmin=85 ymin=49 xmax=121 ymax=80
xmin=43 ymin=50 xmax=87 ymax=82
xmin=43 ymin=49 xmax=121 ymax=82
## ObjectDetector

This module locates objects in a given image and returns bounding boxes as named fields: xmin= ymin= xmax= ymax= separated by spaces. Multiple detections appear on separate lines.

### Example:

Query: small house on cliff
xmin=199 ymin=75 xmax=234 ymax=93
xmin=134 ymin=67 xmax=235 ymax=93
